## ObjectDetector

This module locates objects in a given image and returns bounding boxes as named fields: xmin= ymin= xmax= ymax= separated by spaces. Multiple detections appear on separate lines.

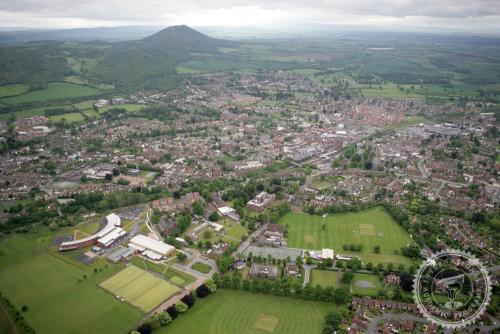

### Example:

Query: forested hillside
xmin=0 ymin=25 xmax=234 ymax=92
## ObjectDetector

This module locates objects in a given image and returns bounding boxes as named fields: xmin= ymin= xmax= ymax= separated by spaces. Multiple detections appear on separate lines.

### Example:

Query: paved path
xmin=234 ymin=224 xmax=267 ymax=255
xmin=303 ymin=264 xmax=313 ymax=286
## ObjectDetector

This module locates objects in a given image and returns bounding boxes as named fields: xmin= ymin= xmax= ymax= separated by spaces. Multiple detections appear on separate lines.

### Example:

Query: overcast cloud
xmin=0 ymin=0 xmax=499 ymax=32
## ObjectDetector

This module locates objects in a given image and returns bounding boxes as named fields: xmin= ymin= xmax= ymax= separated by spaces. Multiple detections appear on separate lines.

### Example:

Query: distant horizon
xmin=0 ymin=23 xmax=499 ymax=37
xmin=1 ymin=1 xmax=499 ymax=34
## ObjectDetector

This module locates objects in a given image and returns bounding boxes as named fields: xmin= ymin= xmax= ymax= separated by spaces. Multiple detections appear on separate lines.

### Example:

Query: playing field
xmin=310 ymin=269 xmax=341 ymax=288
xmin=49 ymin=112 xmax=85 ymax=123
xmin=100 ymin=265 xmax=180 ymax=312
xmin=1 ymin=82 xmax=100 ymax=105
xmin=0 ymin=235 xmax=143 ymax=334
xmin=156 ymin=290 xmax=339 ymax=334
xmin=351 ymin=273 xmax=382 ymax=297
xmin=130 ymin=256 xmax=196 ymax=287
xmin=279 ymin=207 xmax=415 ymax=266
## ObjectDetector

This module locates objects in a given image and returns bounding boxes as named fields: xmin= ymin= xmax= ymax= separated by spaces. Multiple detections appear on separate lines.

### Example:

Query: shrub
xmin=208 ymin=211 xmax=220 ymax=222
xmin=205 ymin=279 xmax=217 ymax=293
xmin=175 ymin=301 xmax=188 ymax=313
xmin=136 ymin=322 xmax=152 ymax=334
xmin=181 ymin=294 xmax=195 ymax=308
xmin=166 ymin=305 xmax=178 ymax=319
xmin=117 ymin=178 xmax=130 ymax=185
xmin=196 ymin=284 xmax=211 ymax=298
xmin=158 ymin=311 xmax=172 ymax=326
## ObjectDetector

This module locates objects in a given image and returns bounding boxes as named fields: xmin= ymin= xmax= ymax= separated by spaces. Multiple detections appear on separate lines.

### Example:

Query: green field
xmin=387 ymin=115 xmax=426 ymax=130
xmin=100 ymin=265 xmax=180 ymax=312
xmin=0 ymin=235 xmax=143 ymax=334
xmin=359 ymin=83 xmax=424 ymax=99
xmin=157 ymin=290 xmax=338 ymax=334
xmin=310 ymin=269 xmax=341 ymax=288
xmin=351 ymin=273 xmax=382 ymax=297
xmin=1 ymin=82 xmax=100 ymax=105
xmin=130 ymin=256 xmax=196 ymax=287
xmin=0 ymin=99 xmax=98 ymax=121
xmin=221 ymin=223 xmax=249 ymax=244
xmin=0 ymin=84 xmax=30 ymax=98
xmin=49 ymin=112 xmax=85 ymax=123
xmin=191 ymin=262 xmax=211 ymax=274
xmin=0 ymin=304 xmax=16 ymax=334
xmin=279 ymin=207 xmax=415 ymax=266
xmin=99 ymin=104 xmax=145 ymax=113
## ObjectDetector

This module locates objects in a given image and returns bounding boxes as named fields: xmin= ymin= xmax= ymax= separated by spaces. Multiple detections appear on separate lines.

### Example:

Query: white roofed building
xmin=97 ymin=227 xmax=126 ymax=247
xmin=217 ymin=206 xmax=240 ymax=221
xmin=106 ymin=213 xmax=121 ymax=226
xmin=129 ymin=235 xmax=175 ymax=260
xmin=321 ymin=248 xmax=334 ymax=260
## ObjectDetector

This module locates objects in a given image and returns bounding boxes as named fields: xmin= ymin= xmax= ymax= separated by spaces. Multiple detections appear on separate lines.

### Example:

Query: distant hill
xmin=0 ymin=26 xmax=163 ymax=44
xmin=91 ymin=25 xmax=236 ymax=89
xmin=0 ymin=25 xmax=236 ymax=92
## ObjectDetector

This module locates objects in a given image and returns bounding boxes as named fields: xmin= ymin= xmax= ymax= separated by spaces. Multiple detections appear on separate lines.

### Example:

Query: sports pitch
xmin=157 ymin=290 xmax=338 ymax=334
xmin=278 ymin=206 xmax=415 ymax=266
xmin=351 ymin=273 xmax=382 ymax=297
xmin=100 ymin=265 xmax=180 ymax=312
xmin=0 ymin=235 xmax=143 ymax=334
xmin=310 ymin=269 xmax=341 ymax=288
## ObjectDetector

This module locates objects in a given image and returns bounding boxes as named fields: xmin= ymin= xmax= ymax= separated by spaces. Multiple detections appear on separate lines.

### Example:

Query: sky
xmin=0 ymin=0 xmax=499 ymax=33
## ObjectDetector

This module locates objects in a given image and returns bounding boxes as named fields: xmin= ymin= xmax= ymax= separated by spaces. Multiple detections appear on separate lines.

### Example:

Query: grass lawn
xmin=72 ymin=220 xmax=101 ymax=236
xmin=191 ymin=262 xmax=211 ymax=274
xmin=386 ymin=115 xmax=426 ymax=130
xmin=0 ymin=235 xmax=143 ymax=334
xmin=1 ymin=82 xmax=100 ymax=105
xmin=0 ymin=303 xmax=17 ymax=334
xmin=351 ymin=273 xmax=383 ymax=297
xmin=0 ymin=99 xmax=98 ymax=121
xmin=99 ymin=104 xmax=145 ymax=113
xmin=310 ymin=269 xmax=341 ymax=288
xmin=130 ymin=256 xmax=196 ymax=287
xmin=100 ymin=265 xmax=180 ymax=312
xmin=49 ymin=112 xmax=85 ymax=123
xmin=0 ymin=83 xmax=30 ymax=98
xmin=221 ymin=223 xmax=248 ymax=245
xmin=0 ymin=107 xmax=47 ymax=121
xmin=360 ymin=83 xmax=424 ymax=99
xmin=156 ymin=290 xmax=339 ymax=334
xmin=279 ymin=207 xmax=415 ymax=266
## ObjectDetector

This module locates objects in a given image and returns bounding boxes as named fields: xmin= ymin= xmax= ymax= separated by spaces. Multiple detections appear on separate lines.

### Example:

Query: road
xmin=234 ymin=223 xmax=267 ymax=255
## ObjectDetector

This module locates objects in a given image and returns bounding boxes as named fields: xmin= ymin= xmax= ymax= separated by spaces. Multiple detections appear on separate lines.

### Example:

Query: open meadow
xmin=157 ymin=290 xmax=339 ymax=334
xmin=279 ymin=207 xmax=415 ymax=266
xmin=100 ymin=265 xmax=180 ymax=312
xmin=0 ymin=84 xmax=30 ymax=98
xmin=1 ymin=82 xmax=100 ymax=105
xmin=0 ymin=234 xmax=143 ymax=334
